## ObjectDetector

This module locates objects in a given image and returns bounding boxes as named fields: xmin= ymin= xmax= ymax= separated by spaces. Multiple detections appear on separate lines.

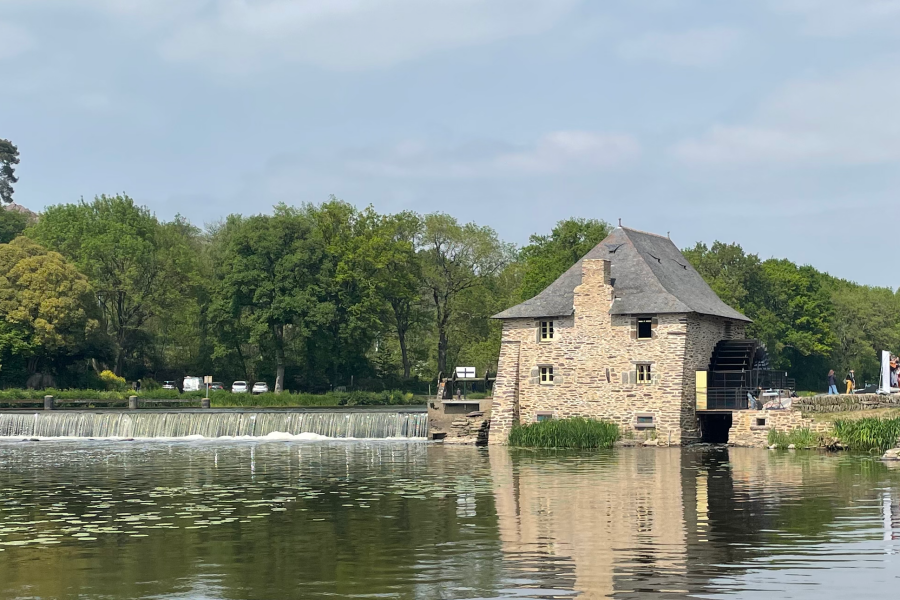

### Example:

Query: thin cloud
xmin=616 ymin=27 xmax=742 ymax=68
xmin=158 ymin=0 xmax=582 ymax=72
xmin=0 ymin=21 xmax=36 ymax=60
xmin=773 ymin=0 xmax=900 ymax=36
xmin=345 ymin=132 xmax=641 ymax=179
xmin=673 ymin=63 xmax=900 ymax=166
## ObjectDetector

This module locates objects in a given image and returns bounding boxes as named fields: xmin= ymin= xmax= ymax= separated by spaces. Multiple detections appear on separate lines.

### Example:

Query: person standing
xmin=827 ymin=370 xmax=838 ymax=395
xmin=845 ymin=369 xmax=856 ymax=394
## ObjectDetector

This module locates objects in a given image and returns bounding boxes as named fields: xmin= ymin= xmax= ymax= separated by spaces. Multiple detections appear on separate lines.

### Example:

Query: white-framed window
xmin=539 ymin=366 xmax=554 ymax=385
xmin=636 ymin=363 xmax=652 ymax=384
xmin=540 ymin=320 xmax=555 ymax=341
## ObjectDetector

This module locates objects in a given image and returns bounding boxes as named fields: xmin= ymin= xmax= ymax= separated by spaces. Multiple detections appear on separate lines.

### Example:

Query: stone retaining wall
xmin=793 ymin=393 xmax=900 ymax=413
xmin=729 ymin=410 xmax=830 ymax=448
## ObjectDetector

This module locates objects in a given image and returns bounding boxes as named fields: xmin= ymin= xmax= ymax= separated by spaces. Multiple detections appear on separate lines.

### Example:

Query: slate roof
xmin=493 ymin=227 xmax=750 ymax=322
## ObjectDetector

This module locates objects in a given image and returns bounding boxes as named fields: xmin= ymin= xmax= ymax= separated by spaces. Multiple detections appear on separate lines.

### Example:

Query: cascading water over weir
xmin=0 ymin=410 xmax=428 ymax=440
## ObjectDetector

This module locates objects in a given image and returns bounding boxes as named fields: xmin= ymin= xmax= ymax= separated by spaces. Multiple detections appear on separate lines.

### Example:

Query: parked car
xmin=162 ymin=381 xmax=177 ymax=390
xmin=231 ymin=381 xmax=249 ymax=393
xmin=209 ymin=382 xmax=225 ymax=391
xmin=252 ymin=382 xmax=269 ymax=394
xmin=182 ymin=376 xmax=202 ymax=393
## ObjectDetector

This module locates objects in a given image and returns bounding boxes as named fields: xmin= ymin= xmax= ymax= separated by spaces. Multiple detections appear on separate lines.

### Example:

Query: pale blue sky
xmin=3 ymin=0 xmax=899 ymax=287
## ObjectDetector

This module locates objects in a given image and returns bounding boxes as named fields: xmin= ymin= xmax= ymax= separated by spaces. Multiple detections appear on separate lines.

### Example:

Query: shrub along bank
xmin=832 ymin=417 xmax=900 ymax=453
xmin=0 ymin=389 xmax=421 ymax=407
xmin=508 ymin=417 xmax=620 ymax=449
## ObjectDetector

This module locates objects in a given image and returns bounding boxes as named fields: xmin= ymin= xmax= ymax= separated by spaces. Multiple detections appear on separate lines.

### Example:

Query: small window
xmin=755 ymin=418 xmax=766 ymax=427
xmin=635 ymin=414 xmax=656 ymax=429
xmin=637 ymin=317 xmax=653 ymax=339
xmin=540 ymin=366 xmax=554 ymax=385
xmin=540 ymin=320 xmax=555 ymax=341
xmin=636 ymin=364 xmax=652 ymax=384
xmin=536 ymin=412 xmax=554 ymax=422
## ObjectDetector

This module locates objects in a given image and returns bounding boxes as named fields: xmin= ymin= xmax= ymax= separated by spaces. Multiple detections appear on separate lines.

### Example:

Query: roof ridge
xmin=621 ymin=226 xmax=671 ymax=240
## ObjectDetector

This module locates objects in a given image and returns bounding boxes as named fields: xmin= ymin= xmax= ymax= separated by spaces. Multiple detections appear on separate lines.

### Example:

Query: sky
xmin=2 ymin=0 xmax=899 ymax=288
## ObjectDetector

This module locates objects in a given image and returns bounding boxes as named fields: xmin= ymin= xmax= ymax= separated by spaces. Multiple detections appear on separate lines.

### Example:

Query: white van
xmin=182 ymin=376 xmax=202 ymax=393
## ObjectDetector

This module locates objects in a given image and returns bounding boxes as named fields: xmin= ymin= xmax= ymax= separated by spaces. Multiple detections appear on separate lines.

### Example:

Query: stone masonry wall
xmin=793 ymin=393 xmax=900 ymax=413
xmin=681 ymin=315 xmax=746 ymax=441
xmin=488 ymin=340 xmax=521 ymax=443
xmin=729 ymin=410 xmax=830 ymax=448
xmin=492 ymin=258 xmax=697 ymax=445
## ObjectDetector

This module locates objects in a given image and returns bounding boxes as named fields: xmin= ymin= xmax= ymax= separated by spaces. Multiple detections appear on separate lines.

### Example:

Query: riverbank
xmin=0 ymin=389 xmax=424 ymax=408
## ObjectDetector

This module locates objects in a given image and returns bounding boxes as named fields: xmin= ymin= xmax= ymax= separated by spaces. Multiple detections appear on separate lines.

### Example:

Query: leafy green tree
xmin=28 ymin=194 xmax=194 ymax=375
xmin=213 ymin=206 xmax=330 ymax=392
xmin=0 ymin=237 xmax=98 ymax=376
xmin=682 ymin=241 xmax=766 ymax=315
xmin=420 ymin=213 xmax=512 ymax=375
xmin=0 ymin=208 xmax=29 ymax=244
xmin=518 ymin=217 xmax=611 ymax=300
xmin=0 ymin=139 xmax=19 ymax=205
xmin=350 ymin=209 xmax=422 ymax=378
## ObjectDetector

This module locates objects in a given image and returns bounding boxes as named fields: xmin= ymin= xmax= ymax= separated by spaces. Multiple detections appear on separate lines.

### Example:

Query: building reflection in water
xmin=490 ymin=446 xmax=900 ymax=599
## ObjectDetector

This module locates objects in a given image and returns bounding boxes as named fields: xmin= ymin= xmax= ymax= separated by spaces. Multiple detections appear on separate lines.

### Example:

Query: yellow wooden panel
xmin=696 ymin=370 xmax=707 ymax=411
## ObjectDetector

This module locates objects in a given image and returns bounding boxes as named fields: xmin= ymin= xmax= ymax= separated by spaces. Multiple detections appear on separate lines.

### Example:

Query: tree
xmin=420 ymin=213 xmax=511 ymax=375
xmin=351 ymin=209 xmax=422 ymax=378
xmin=0 ymin=139 xmax=19 ymax=205
xmin=0 ymin=208 xmax=29 ymax=244
xmin=28 ymin=194 xmax=193 ymax=375
xmin=518 ymin=217 xmax=611 ymax=300
xmin=682 ymin=241 xmax=766 ymax=315
xmin=0 ymin=237 xmax=98 ymax=377
xmin=214 ymin=207 xmax=328 ymax=393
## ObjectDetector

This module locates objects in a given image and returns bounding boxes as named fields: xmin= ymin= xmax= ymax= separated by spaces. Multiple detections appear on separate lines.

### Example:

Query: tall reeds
xmin=508 ymin=417 xmax=620 ymax=449
xmin=832 ymin=417 xmax=900 ymax=453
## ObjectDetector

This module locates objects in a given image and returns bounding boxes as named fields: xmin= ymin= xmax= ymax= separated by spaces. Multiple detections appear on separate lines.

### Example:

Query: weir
xmin=0 ymin=409 xmax=428 ymax=439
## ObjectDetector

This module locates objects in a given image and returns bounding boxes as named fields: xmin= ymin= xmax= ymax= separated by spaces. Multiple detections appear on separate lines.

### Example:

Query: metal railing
xmin=705 ymin=388 xmax=751 ymax=410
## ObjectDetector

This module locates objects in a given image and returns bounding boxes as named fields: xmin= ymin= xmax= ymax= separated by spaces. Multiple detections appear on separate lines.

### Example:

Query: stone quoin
xmin=488 ymin=226 xmax=750 ymax=445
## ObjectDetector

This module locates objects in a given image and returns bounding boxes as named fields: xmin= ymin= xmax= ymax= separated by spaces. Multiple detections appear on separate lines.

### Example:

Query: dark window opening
xmin=755 ymin=418 xmax=766 ymax=427
xmin=637 ymin=416 xmax=654 ymax=424
xmin=536 ymin=412 xmax=554 ymax=422
xmin=637 ymin=318 xmax=653 ymax=339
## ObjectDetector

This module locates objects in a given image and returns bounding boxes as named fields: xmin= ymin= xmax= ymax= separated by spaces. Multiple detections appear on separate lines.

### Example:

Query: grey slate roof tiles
xmin=493 ymin=227 xmax=750 ymax=322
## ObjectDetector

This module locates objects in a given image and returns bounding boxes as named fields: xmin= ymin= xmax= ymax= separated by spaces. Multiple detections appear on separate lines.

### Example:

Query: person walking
xmin=827 ymin=369 xmax=838 ymax=395
xmin=845 ymin=369 xmax=856 ymax=394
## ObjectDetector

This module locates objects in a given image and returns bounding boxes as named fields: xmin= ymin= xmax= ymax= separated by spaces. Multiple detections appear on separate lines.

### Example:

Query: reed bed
xmin=767 ymin=428 xmax=819 ymax=449
xmin=508 ymin=417 xmax=620 ymax=449
xmin=832 ymin=417 xmax=900 ymax=453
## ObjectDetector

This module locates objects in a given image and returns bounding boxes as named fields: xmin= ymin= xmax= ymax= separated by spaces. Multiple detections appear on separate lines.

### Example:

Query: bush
xmin=0 ymin=388 xmax=425 ymax=407
xmin=99 ymin=370 xmax=127 ymax=391
xmin=508 ymin=417 xmax=620 ymax=449
xmin=767 ymin=428 xmax=819 ymax=449
xmin=140 ymin=377 xmax=161 ymax=391
xmin=832 ymin=418 xmax=900 ymax=453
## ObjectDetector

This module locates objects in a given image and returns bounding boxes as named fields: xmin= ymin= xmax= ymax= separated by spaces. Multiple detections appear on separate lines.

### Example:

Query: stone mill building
xmin=488 ymin=226 xmax=751 ymax=445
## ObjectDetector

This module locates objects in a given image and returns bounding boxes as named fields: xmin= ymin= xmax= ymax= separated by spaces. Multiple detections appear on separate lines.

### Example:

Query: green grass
xmin=767 ymin=428 xmax=819 ymax=449
xmin=832 ymin=417 xmax=900 ymax=453
xmin=0 ymin=388 xmax=421 ymax=408
xmin=508 ymin=417 xmax=620 ymax=449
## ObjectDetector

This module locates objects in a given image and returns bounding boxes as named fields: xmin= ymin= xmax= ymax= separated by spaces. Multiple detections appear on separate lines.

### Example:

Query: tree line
xmin=0 ymin=191 xmax=897 ymax=392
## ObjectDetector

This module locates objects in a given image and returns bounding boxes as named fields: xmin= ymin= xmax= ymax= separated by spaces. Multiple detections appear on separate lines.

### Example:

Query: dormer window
xmin=540 ymin=320 xmax=555 ymax=341
xmin=637 ymin=317 xmax=653 ymax=339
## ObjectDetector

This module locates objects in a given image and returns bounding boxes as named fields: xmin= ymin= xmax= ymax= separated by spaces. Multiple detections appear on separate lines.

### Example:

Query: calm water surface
xmin=0 ymin=441 xmax=898 ymax=599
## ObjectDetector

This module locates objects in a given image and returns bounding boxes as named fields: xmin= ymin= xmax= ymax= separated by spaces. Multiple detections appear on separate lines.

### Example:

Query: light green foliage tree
xmin=518 ymin=217 xmax=611 ymax=300
xmin=0 ymin=139 xmax=19 ymax=205
xmin=0 ymin=237 xmax=98 ymax=374
xmin=27 ymin=194 xmax=194 ymax=375
xmin=419 ymin=213 xmax=512 ymax=375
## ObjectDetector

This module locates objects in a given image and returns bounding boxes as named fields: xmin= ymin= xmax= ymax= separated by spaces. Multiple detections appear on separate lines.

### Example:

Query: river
xmin=0 ymin=441 xmax=898 ymax=599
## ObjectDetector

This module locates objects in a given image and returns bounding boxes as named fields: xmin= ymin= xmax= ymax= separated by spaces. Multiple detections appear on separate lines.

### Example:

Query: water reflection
xmin=0 ymin=441 xmax=898 ymax=599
